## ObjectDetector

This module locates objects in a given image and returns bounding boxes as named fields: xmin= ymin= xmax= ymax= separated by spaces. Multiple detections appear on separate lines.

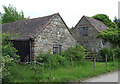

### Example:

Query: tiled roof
xmin=2 ymin=13 xmax=57 ymax=40
xmin=84 ymin=16 xmax=108 ymax=32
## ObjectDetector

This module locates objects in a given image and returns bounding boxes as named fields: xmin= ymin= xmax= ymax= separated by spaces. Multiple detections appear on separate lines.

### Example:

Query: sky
xmin=0 ymin=0 xmax=119 ymax=27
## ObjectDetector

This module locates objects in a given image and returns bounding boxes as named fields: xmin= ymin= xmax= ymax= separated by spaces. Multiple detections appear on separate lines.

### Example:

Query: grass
xmin=7 ymin=60 xmax=118 ymax=82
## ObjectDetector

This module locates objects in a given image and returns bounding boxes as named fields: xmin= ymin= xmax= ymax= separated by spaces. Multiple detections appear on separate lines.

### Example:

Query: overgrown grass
xmin=8 ymin=60 xmax=118 ymax=82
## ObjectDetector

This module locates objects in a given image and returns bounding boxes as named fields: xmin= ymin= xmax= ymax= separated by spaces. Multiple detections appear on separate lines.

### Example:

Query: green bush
xmin=113 ymin=47 xmax=120 ymax=59
xmin=1 ymin=33 xmax=19 ymax=82
xmin=36 ymin=46 xmax=119 ymax=71
xmin=37 ymin=52 xmax=65 ymax=67
xmin=1 ymin=55 xmax=14 ymax=82
xmin=62 ymin=44 xmax=86 ymax=62
xmin=38 ymin=52 xmax=65 ymax=63
xmin=37 ymin=45 xmax=86 ymax=67
xmin=2 ymin=33 xmax=20 ymax=60
xmin=100 ymin=47 xmax=113 ymax=61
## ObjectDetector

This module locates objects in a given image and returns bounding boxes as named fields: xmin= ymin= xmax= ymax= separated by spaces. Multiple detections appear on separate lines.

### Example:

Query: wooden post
xmin=42 ymin=63 xmax=44 ymax=79
xmin=49 ymin=61 xmax=51 ymax=79
xmin=29 ymin=40 xmax=32 ymax=62
xmin=34 ymin=61 xmax=37 ymax=80
xmin=94 ymin=56 xmax=96 ymax=70
xmin=71 ymin=58 xmax=74 ymax=73
xmin=106 ymin=55 xmax=107 ymax=68
xmin=113 ymin=54 xmax=115 ymax=65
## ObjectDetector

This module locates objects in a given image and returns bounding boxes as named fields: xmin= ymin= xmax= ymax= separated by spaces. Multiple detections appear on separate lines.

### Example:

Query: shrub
xmin=2 ymin=33 xmax=20 ymax=61
xmin=2 ymin=55 xmax=14 ymax=82
xmin=1 ymin=33 xmax=19 ymax=82
xmin=100 ymin=47 xmax=113 ymax=61
xmin=62 ymin=44 xmax=86 ymax=62
xmin=38 ymin=52 xmax=65 ymax=63
xmin=113 ymin=47 xmax=120 ymax=59
xmin=37 ymin=45 xmax=86 ymax=67
xmin=37 ymin=52 xmax=65 ymax=67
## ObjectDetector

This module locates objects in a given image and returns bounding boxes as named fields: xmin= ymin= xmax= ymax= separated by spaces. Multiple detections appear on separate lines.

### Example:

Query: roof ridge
xmin=84 ymin=15 xmax=108 ymax=32
xmin=2 ymin=13 xmax=58 ymax=25
xmin=33 ymin=13 xmax=58 ymax=38
xmin=84 ymin=16 xmax=100 ymax=32
xmin=2 ymin=13 xmax=59 ymax=40
xmin=84 ymin=16 xmax=108 ymax=27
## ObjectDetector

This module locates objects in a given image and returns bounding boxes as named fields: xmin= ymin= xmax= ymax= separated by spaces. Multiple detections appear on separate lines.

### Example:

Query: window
xmin=82 ymin=26 xmax=88 ymax=30
xmin=59 ymin=45 xmax=62 ymax=54
xmin=83 ymin=34 xmax=88 ymax=36
xmin=53 ymin=46 xmax=59 ymax=54
xmin=102 ymin=39 xmax=106 ymax=45
xmin=80 ymin=26 xmax=88 ymax=36
xmin=77 ymin=41 xmax=80 ymax=45
xmin=53 ymin=43 xmax=62 ymax=54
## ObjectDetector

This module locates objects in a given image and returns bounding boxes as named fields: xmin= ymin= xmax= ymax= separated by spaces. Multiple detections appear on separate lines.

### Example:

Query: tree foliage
xmin=37 ymin=45 xmax=86 ymax=67
xmin=0 ymin=12 xmax=2 ymax=24
xmin=98 ymin=28 xmax=118 ymax=43
xmin=100 ymin=47 xmax=113 ymax=61
xmin=93 ymin=14 xmax=119 ymax=46
xmin=2 ymin=55 xmax=14 ymax=82
xmin=113 ymin=16 xmax=120 ymax=28
xmin=2 ymin=33 xmax=19 ymax=59
xmin=0 ymin=4 xmax=28 ymax=24
xmin=98 ymin=28 xmax=119 ymax=46
xmin=92 ymin=14 xmax=117 ymax=28
xmin=70 ymin=26 xmax=74 ymax=31
xmin=1 ymin=33 xmax=19 ymax=82
xmin=63 ymin=45 xmax=86 ymax=61
xmin=38 ymin=51 xmax=65 ymax=63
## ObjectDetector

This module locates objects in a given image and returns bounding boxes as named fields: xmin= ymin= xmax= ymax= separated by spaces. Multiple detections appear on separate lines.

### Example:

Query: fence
xmin=14 ymin=52 xmax=117 ymax=82
xmin=85 ymin=52 xmax=116 ymax=69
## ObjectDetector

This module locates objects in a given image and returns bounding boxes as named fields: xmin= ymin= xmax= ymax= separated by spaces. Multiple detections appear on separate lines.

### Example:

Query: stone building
xmin=72 ymin=16 xmax=112 ymax=55
xmin=2 ymin=13 xmax=76 ymax=62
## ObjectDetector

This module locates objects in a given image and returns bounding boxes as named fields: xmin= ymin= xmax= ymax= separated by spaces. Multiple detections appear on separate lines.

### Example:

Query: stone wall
xmin=72 ymin=16 xmax=112 ymax=55
xmin=32 ymin=15 xmax=76 ymax=57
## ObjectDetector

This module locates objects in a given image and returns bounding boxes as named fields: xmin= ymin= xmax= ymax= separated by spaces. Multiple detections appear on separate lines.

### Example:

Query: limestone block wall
xmin=32 ymin=15 xmax=76 ymax=57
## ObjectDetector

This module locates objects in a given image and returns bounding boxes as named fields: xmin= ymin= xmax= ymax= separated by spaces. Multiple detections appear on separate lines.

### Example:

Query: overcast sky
xmin=0 ymin=0 xmax=119 ymax=27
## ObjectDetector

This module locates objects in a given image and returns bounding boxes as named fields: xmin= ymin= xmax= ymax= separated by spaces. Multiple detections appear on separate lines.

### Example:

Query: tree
xmin=1 ymin=33 xmax=19 ymax=82
xmin=113 ymin=16 xmax=120 ymax=28
xmin=70 ymin=26 xmax=74 ymax=31
xmin=2 ymin=33 xmax=19 ymax=59
xmin=98 ymin=28 xmax=119 ymax=46
xmin=0 ymin=12 xmax=2 ymax=24
xmin=1 ymin=4 xmax=28 ymax=24
xmin=93 ymin=14 xmax=119 ymax=47
xmin=92 ymin=14 xmax=117 ymax=28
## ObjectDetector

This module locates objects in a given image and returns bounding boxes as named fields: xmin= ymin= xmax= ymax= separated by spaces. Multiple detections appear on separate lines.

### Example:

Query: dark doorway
xmin=12 ymin=40 xmax=31 ymax=62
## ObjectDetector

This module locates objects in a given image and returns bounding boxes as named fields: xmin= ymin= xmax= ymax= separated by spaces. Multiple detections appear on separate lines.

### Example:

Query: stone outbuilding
xmin=2 ymin=13 xmax=76 ymax=62
xmin=72 ymin=16 xmax=112 ymax=55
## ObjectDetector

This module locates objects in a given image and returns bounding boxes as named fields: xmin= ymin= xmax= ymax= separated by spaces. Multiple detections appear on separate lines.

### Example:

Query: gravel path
xmin=82 ymin=71 xmax=118 ymax=82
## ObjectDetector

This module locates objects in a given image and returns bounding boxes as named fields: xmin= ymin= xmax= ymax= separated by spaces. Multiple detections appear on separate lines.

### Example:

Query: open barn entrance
xmin=12 ymin=40 xmax=31 ymax=62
